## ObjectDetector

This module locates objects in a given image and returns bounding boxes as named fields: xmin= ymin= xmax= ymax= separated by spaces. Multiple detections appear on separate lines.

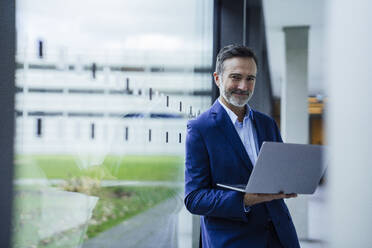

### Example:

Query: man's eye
xmin=247 ymin=76 xmax=255 ymax=81
xmin=231 ymin=75 xmax=241 ymax=80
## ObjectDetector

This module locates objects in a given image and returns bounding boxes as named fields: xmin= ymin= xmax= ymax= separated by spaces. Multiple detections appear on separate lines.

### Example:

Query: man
xmin=184 ymin=45 xmax=300 ymax=248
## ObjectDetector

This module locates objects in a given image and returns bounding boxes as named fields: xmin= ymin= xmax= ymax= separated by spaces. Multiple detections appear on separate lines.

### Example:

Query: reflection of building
xmin=15 ymin=50 xmax=212 ymax=155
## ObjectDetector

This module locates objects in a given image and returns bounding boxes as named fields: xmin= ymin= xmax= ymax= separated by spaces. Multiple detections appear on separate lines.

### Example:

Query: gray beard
xmin=219 ymin=82 xmax=252 ymax=107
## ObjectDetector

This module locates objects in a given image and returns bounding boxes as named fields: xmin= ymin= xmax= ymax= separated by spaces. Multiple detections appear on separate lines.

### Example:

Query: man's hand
xmin=244 ymin=193 xmax=297 ymax=206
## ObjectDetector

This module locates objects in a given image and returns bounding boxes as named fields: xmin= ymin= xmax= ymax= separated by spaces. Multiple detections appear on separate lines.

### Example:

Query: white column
xmin=281 ymin=26 xmax=309 ymax=144
xmin=326 ymin=1 xmax=372 ymax=247
xmin=177 ymin=206 xmax=193 ymax=248
xmin=281 ymin=26 xmax=310 ymax=240
xmin=192 ymin=215 xmax=200 ymax=248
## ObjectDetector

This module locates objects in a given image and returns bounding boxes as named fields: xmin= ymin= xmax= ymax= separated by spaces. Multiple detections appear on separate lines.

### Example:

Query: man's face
xmin=214 ymin=57 xmax=257 ymax=108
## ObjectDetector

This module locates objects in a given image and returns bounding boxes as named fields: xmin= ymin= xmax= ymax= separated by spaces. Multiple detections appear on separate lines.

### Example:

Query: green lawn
xmin=12 ymin=185 xmax=180 ymax=248
xmin=87 ymin=186 xmax=180 ymax=238
xmin=15 ymin=155 xmax=184 ymax=181
xmin=13 ymin=154 xmax=185 ymax=247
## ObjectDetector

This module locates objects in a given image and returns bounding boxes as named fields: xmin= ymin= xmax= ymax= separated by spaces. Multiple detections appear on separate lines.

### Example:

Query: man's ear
xmin=213 ymin=72 xmax=220 ymax=87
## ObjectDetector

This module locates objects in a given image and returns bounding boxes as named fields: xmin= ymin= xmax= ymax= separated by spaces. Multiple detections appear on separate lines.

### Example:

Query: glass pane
xmin=13 ymin=0 xmax=213 ymax=247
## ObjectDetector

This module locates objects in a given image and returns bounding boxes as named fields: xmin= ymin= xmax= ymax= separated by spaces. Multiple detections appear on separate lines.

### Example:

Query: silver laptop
xmin=217 ymin=142 xmax=327 ymax=194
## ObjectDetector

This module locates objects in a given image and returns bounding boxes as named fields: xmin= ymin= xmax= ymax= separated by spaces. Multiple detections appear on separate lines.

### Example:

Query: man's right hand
xmin=244 ymin=193 xmax=297 ymax=207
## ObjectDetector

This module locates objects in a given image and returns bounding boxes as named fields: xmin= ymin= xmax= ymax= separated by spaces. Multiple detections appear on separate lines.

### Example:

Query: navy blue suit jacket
xmin=184 ymin=100 xmax=300 ymax=248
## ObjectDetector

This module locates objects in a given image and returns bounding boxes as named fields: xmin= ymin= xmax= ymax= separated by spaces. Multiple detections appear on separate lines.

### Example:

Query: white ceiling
xmin=263 ymin=0 xmax=326 ymax=98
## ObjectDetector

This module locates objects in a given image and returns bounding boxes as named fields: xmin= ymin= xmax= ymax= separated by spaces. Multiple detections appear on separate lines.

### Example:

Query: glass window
xmin=13 ymin=0 xmax=213 ymax=247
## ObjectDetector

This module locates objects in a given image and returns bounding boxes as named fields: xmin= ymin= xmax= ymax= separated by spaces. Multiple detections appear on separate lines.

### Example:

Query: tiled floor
xmin=300 ymin=185 xmax=328 ymax=248
xmin=300 ymin=240 xmax=326 ymax=248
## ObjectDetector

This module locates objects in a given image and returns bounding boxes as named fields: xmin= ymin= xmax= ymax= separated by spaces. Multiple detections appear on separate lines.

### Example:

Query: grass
xmin=86 ymin=186 xmax=180 ymax=238
xmin=12 ymin=154 xmax=185 ymax=247
xmin=14 ymin=154 xmax=184 ymax=181
xmin=12 ymin=185 xmax=180 ymax=248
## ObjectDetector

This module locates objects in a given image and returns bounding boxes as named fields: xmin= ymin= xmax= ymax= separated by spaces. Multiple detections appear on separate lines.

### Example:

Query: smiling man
xmin=184 ymin=45 xmax=300 ymax=248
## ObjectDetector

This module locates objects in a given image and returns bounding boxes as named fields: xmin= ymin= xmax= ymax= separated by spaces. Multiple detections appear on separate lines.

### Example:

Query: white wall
xmin=326 ymin=0 xmax=372 ymax=247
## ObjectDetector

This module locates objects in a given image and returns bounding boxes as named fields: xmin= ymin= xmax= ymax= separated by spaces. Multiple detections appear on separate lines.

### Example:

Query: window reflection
xmin=14 ymin=0 xmax=212 ymax=247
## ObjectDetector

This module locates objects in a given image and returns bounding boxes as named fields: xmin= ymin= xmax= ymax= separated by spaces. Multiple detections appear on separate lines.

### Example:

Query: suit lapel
xmin=211 ymin=101 xmax=253 ymax=172
xmin=251 ymin=110 xmax=265 ymax=151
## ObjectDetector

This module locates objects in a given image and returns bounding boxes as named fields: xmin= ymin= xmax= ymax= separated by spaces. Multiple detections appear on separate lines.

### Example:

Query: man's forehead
xmin=223 ymin=57 xmax=257 ymax=74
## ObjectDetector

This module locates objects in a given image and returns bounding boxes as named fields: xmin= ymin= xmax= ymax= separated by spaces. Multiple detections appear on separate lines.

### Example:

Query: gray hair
xmin=215 ymin=44 xmax=258 ymax=75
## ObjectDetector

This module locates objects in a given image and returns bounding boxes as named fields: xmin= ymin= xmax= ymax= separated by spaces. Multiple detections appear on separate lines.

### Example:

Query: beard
xmin=219 ymin=81 xmax=253 ymax=107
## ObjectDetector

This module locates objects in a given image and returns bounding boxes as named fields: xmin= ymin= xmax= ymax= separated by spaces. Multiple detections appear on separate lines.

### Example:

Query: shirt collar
xmin=218 ymin=98 xmax=254 ymax=124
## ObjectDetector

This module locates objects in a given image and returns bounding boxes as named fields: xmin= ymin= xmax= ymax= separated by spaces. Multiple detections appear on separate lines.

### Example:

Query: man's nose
xmin=237 ymin=80 xmax=250 ymax=91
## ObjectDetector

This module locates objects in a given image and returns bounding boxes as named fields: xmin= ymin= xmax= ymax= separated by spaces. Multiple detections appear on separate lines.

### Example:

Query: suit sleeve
xmin=184 ymin=121 xmax=249 ymax=222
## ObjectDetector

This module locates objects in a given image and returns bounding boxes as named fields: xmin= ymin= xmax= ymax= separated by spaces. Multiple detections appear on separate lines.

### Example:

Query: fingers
xmin=278 ymin=193 xmax=297 ymax=199
xmin=272 ymin=194 xmax=287 ymax=200
xmin=286 ymin=193 xmax=297 ymax=198
xmin=244 ymin=193 xmax=298 ymax=206
xmin=261 ymin=193 xmax=297 ymax=201
xmin=258 ymin=194 xmax=283 ymax=201
xmin=277 ymin=191 xmax=297 ymax=198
